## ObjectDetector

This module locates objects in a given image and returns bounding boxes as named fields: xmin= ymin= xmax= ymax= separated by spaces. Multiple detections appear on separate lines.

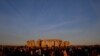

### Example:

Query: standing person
xmin=50 ymin=51 xmax=55 ymax=56
xmin=91 ymin=49 xmax=98 ymax=56
xmin=55 ymin=47 xmax=61 ymax=56
xmin=42 ymin=47 xmax=50 ymax=56
xmin=63 ymin=50 xmax=68 ymax=56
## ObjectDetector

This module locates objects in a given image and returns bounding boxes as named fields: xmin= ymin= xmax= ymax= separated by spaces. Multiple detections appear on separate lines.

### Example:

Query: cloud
xmin=33 ymin=18 xmax=85 ymax=33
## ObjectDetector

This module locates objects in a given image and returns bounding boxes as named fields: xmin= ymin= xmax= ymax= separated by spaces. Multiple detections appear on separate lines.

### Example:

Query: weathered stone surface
xmin=26 ymin=39 xmax=70 ymax=48
xmin=27 ymin=40 xmax=35 ymax=48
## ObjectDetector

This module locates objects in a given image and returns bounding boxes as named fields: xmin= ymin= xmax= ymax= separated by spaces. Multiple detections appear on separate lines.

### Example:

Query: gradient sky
xmin=0 ymin=0 xmax=100 ymax=45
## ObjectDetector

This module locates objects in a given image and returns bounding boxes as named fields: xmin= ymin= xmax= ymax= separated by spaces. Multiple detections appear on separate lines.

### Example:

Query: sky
xmin=0 ymin=0 xmax=100 ymax=45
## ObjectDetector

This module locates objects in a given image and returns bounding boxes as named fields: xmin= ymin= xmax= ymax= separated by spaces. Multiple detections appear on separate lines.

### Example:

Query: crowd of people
xmin=0 ymin=45 xmax=100 ymax=56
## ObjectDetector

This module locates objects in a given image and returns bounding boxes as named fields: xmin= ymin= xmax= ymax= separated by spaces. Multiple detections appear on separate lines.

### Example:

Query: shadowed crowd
xmin=0 ymin=45 xmax=100 ymax=56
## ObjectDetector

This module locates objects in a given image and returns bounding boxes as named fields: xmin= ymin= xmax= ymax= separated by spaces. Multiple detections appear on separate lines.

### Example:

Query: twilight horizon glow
xmin=0 ymin=0 xmax=100 ymax=45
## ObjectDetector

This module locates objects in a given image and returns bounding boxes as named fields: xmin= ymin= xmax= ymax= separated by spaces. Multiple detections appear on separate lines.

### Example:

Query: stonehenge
xmin=26 ymin=39 xmax=70 ymax=48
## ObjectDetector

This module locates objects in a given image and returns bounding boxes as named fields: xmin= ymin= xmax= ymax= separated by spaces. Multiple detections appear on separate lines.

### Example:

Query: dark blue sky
xmin=0 ymin=0 xmax=100 ymax=45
